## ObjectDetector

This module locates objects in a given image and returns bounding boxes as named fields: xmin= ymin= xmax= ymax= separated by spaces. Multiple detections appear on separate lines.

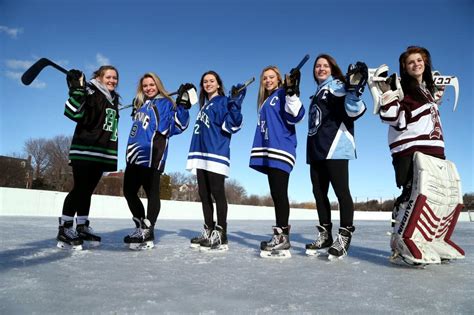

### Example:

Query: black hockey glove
xmin=284 ymin=68 xmax=301 ymax=97
xmin=229 ymin=83 xmax=246 ymax=109
xmin=66 ymin=69 xmax=86 ymax=90
xmin=176 ymin=83 xmax=196 ymax=109
xmin=345 ymin=61 xmax=368 ymax=97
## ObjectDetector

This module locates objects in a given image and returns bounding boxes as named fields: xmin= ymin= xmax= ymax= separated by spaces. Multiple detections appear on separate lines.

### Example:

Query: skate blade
xmin=129 ymin=241 xmax=155 ymax=251
xmin=84 ymin=240 xmax=100 ymax=248
xmin=260 ymin=249 xmax=291 ymax=259
xmin=328 ymin=254 xmax=346 ymax=261
xmin=200 ymin=244 xmax=229 ymax=252
xmin=190 ymin=243 xmax=201 ymax=249
xmin=57 ymin=241 xmax=83 ymax=251
xmin=389 ymin=254 xmax=427 ymax=268
xmin=305 ymin=249 xmax=327 ymax=256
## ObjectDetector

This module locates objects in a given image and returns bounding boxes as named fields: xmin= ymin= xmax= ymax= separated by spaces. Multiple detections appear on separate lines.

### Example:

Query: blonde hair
xmin=257 ymin=66 xmax=283 ymax=109
xmin=134 ymin=72 xmax=175 ymax=109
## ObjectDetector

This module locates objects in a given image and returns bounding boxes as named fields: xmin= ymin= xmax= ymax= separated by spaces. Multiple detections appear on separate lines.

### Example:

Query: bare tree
xmin=24 ymin=138 xmax=50 ymax=180
xmin=225 ymin=179 xmax=247 ymax=204
xmin=44 ymin=135 xmax=72 ymax=191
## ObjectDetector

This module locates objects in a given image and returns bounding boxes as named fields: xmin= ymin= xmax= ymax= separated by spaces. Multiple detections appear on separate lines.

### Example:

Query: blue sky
xmin=1 ymin=0 xmax=472 ymax=203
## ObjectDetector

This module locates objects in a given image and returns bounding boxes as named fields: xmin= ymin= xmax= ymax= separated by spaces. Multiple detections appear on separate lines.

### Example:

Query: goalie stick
xmin=432 ymin=71 xmax=460 ymax=111
xmin=21 ymin=58 xmax=69 ymax=85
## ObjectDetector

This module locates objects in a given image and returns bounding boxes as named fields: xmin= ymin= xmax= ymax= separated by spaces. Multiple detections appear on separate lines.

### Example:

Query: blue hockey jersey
xmin=126 ymin=96 xmax=189 ymax=172
xmin=306 ymin=76 xmax=366 ymax=162
xmin=186 ymin=95 xmax=242 ymax=177
xmin=249 ymin=88 xmax=305 ymax=174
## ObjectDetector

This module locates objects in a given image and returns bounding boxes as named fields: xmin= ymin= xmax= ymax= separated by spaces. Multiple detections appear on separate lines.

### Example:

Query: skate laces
xmin=128 ymin=227 xmax=142 ymax=238
xmin=268 ymin=234 xmax=281 ymax=246
xmin=209 ymin=230 xmax=222 ymax=245
xmin=64 ymin=226 xmax=80 ymax=239
xmin=332 ymin=233 xmax=350 ymax=254
xmin=200 ymin=227 xmax=211 ymax=240
xmin=312 ymin=231 xmax=329 ymax=247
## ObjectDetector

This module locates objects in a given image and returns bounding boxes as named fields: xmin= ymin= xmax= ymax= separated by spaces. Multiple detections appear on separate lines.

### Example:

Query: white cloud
xmin=96 ymin=53 xmax=110 ymax=65
xmin=0 ymin=25 xmax=23 ymax=39
xmin=5 ymin=70 xmax=46 ymax=89
xmin=86 ymin=53 xmax=112 ymax=73
xmin=6 ymin=59 xmax=33 ymax=70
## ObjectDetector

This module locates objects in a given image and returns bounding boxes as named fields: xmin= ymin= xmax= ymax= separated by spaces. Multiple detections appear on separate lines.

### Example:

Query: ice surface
xmin=0 ymin=217 xmax=472 ymax=314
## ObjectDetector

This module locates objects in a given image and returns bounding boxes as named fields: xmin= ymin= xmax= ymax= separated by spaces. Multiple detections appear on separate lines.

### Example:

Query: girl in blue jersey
xmin=249 ymin=65 xmax=305 ymax=258
xmin=187 ymin=70 xmax=245 ymax=251
xmin=305 ymin=54 xmax=367 ymax=260
xmin=123 ymin=72 xmax=190 ymax=250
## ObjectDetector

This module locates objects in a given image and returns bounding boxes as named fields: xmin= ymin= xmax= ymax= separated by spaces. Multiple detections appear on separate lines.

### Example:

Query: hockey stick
xmin=21 ymin=58 xmax=69 ymax=85
xmin=231 ymin=77 xmax=255 ymax=97
xmin=291 ymin=54 xmax=310 ymax=74
xmin=119 ymin=91 xmax=179 ymax=111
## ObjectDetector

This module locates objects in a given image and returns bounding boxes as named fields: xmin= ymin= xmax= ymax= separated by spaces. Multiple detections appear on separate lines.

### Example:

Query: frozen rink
xmin=0 ymin=216 xmax=472 ymax=314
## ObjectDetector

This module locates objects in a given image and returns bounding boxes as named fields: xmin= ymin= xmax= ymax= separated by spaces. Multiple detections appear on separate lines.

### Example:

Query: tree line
xmin=1 ymin=136 xmax=473 ymax=211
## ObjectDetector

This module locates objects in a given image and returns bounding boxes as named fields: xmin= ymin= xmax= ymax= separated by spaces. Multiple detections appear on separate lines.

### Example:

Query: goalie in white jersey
xmin=372 ymin=46 xmax=465 ymax=265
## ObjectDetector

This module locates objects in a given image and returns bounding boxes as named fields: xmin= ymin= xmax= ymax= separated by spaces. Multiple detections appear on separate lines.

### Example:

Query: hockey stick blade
xmin=21 ymin=58 xmax=69 ymax=86
xmin=433 ymin=75 xmax=460 ymax=111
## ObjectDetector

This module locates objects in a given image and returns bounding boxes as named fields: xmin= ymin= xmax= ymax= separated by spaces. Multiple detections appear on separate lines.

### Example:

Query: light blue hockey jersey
xmin=306 ymin=76 xmax=366 ymax=162
xmin=186 ymin=95 xmax=243 ymax=177
xmin=126 ymin=96 xmax=189 ymax=172
xmin=249 ymin=88 xmax=305 ymax=174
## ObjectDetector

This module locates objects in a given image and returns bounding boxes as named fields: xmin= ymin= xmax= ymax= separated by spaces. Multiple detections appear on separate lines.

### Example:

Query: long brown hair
xmin=313 ymin=54 xmax=345 ymax=84
xmin=257 ymin=66 xmax=283 ymax=109
xmin=399 ymin=46 xmax=435 ymax=102
xmin=199 ymin=71 xmax=225 ymax=108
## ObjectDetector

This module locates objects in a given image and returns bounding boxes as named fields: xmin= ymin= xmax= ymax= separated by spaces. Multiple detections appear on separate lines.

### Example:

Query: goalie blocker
xmin=390 ymin=152 xmax=465 ymax=266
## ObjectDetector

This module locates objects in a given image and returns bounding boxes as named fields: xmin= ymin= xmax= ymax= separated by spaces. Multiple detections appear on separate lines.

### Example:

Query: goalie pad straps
xmin=391 ymin=152 xmax=465 ymax=264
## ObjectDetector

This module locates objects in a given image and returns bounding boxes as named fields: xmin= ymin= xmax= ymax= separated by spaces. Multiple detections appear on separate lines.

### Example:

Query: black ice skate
xmin=190 ymin=223 xmax=213 ymax=248
xmin=305 ymin=224 xmax=333 ymax=256
xmin=76 ymin=219 xmax=101 ymax=247
xmin=124 ymin=217 xmax=142 ymax=244
xmin=200 ymin=225 xmax=228 ymax=252
xmin=260 ymin=226 xmax=291 ymax=259
xmin=127 ymin=218 xmax=155 ymax=251
xmin=57 ymin=218 xmax=83 ymax=250
xmin=328 ymin=226 xmax=355 ymax=260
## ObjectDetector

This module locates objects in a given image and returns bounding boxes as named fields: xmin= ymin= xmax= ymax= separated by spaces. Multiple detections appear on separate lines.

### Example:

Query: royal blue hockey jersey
xmin=186 ymin=95 xmax=242 ymax=177
xmin=126 ymin=96 xmax=189 ymax=172
xmin=249 ymin=88 xmax=305 ymax=174
xmin=306 ymin=76 xmax=366 ymax=162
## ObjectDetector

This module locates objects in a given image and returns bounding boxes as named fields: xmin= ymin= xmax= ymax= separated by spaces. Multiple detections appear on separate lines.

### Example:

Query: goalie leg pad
xmin=391 ymin=152 xmax=465 ymax=264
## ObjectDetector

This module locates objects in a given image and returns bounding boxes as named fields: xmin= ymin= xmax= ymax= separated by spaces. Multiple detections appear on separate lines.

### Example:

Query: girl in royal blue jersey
xmin=249 ymin=65 xmax=305 ymax=258
xmin=123 ymin=72 xmax=190 ymax=250
xmin=187 ymin=70 xmax=246 ymax=251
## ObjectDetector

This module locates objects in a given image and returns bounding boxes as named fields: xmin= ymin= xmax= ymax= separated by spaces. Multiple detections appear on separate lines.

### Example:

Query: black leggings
xmin=267 ymin=168 xmax=290 ymax=228
xmin=62 ymin=163 xmax=104 ymax=217
xmin=123 ymin=164 xmax=161 ymax=226
xmin=310 ymin=160 xmax=354 ymax=227
xmin=197 ymin=169 xmax=227 ymax=230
